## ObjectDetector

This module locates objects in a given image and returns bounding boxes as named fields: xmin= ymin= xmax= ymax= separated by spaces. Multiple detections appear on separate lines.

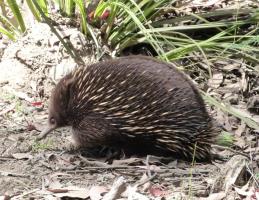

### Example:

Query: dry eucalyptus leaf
xmin=0 ymin=195 xmax=11 ymax=200
xmin=247 ymin=95 xmax=259 ymax=114
xmin=234 ymin=186 xmax=254 ymax=198
xmin=12 ymin=153 xmax=33 ymax=160
xmin=224 ymin=83 xmax=241 ymax=93
xmin=208 ymin=73 xmax=223 ymax=89
xmin=0 ymin=103 xmax=15 ymax=116
xmin=6 ymin=88 xmax=34 ymax=102
xmin=52 ymin=186 xmax=90 ymax=199
xmin=235 ymin=122 xmax=246 ymax=137
xmin=190 ymin=0 xmax=223 ymax=7
xmin=103 ymin=177 xmax=126 ymax=200
xmin=200 ymin=192 xmax=226 ymax=200
xmin=112 ymin=158 xmax=141 ymax=166
xmin=125 ymin=186 xmax=150 ymax=200
xmin=212 ymin=155 xmax=249 ymax=193
xmin=234 ymin=137 xmax=247 ymax=149
xmin=89 ymin=186 xmax=108 ymax=200
xmin=223 ymin=63 xmax=241 ymax=72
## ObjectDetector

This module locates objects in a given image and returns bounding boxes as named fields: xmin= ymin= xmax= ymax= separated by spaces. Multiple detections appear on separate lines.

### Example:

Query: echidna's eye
xmin=50 ymin=117 xmax=56 ymax=124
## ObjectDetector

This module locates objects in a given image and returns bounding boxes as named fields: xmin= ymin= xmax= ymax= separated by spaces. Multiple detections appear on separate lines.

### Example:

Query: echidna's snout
xmin=37 ymin=118 xmax=58 ymax=141
xmin=37 ymin=125 xmax=56 ymax=141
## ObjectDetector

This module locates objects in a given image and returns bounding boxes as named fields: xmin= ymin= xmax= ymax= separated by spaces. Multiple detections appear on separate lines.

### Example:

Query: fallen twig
xmin=212 ymin=144 xmax=250 ymax=158
xmin=102 ymin=177 xmax=127 ymax=200
xmin=12 ymin=189 xmax=40 ymax=200
xmin=79 ymin=155 xmax=109 ymax=167
xmin=0 ymin=170 xmax=30 ymax=178
xmin=135 ymin=172 xmax=157 ymax=187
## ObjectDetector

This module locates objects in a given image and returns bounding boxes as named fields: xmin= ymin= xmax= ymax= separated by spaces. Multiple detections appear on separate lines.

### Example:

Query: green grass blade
xmin=6 ymin=0 xmax=26 ymax=32
xmin=94 ymin=1 xmax=109 ymax=18
xmin=108 ymin=0 xmax=169 ymax=45
xmin=26 ymin=0 xmax=41 ymax=21
xmin=0 ymin=13 xmax=17 ymax=33
xmin=105 ymin=1 xmax=118 ymax=39
xmin=0 ymin=26 xmax=15 ymax=40
xmin=65 ymin=0 xmax=75 ymax=16
xmin=37 ymin=0 xmax=48 ymax=16
xmin=108 ymin=1 xmax=166 ymax=57
xmin=73 ymin=0 xmax=89 ymax=34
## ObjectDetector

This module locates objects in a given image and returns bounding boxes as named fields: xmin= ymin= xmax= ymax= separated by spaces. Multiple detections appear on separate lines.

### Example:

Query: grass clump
xmin=31 ymin=139 xmax=54 ymax=152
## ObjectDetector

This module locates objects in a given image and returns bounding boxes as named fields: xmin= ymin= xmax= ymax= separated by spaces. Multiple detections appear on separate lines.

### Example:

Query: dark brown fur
xmin=45 ymin=56 xmax=218 ymax=160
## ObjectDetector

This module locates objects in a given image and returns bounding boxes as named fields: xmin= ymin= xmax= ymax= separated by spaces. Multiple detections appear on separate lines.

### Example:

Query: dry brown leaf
xmin=138 ymin=174 xmax=151 ymax=192
xmin=212 ymin=155 xmax=249 ymax=193
xmin=241 ymin=71 xmax=248 ymax=93
xmin=103 ymin=177 xmax=126 ymax=200
xmin=255 ymin=190 xmax=259 ymax=199
xmin=47 ymin=188 xmax=69 ymax=193
xmin=235 ymin=122 xmax=246 ymax=137
xmin=89 ymin=186 xmax=108 ymax=200
xmin=52 ymin=186 xmax=90 ymax=199
xmin=0 ymin=195 xmax=11 ymax=200
xmin=247 ymin=95 xmax=259 ymax=114
xmin=200 ymin=192 xmax=226 ymax=200
xmin=12 ymin=153 xmax=33 ymax=160
xmin=223 ymin=63 xmax=241 ymax=71
xmin=244 ymin=147 xmax=259 ymax=153
xmin=138 ymin=165 xmax=160 ymax=172
xmin=149 ymin=185 xmax=170 ymax=197
xmin=190 ymin=0 xmax=223 ymax=7
xmin=233 ymin=137 xmax=247 ymax=149
xmin=112 ymin=158 xmax=141 ymax=166
xmin=208 ymin=73 xmax=223 ymax=89
xmin=6 ymin=88 xmax=34 ymax=102
xmin=234 ymin=186 xmax=253 ymax=198
xmin=224 ymin=83 xmax=241 ymax=92
xmin=45 ymin=174 xmax=64 ymax=189
xmin=224 ymin=93 xmax=239 ymax=105
xmin=0 ymin=103 xmax=15 ymax=116
xmin=125 ymin=186 xmax=149 ymax=200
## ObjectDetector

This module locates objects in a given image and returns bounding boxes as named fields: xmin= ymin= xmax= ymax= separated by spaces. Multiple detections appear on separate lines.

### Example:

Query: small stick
xmin=134 ymin=173 xmax=157 ymax=187
xmin=65 ymin=167 xmax=210 ymax=175
xmin=102 ymin=177 xmax=126 ymax=200
xmin=0 ymin=170 xmax=29 ymax=178
xmin=212 ymin=144 xmax=250 ymax=158
xmin=145 ymin=155 xmax=152 ymax=178
xmin=12 ymin=189 xmax=40 ymax=200
xmin=78 ymin=155 xmax=109 ymax=167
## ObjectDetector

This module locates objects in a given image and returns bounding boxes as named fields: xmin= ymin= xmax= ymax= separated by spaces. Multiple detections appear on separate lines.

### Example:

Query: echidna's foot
xmin=79 ymin=145 xmax=125 ymax=162
xmin=62 ymin=140 xmax=81 ymax=153
xmin=102 ymin=147 xmax=125 ymax=164
xmin=79 ymin=146 xmax=104 ymax=157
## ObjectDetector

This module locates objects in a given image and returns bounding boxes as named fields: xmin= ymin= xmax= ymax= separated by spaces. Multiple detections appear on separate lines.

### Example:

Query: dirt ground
xmin=0 ymin=22 xmax=258 ymax=200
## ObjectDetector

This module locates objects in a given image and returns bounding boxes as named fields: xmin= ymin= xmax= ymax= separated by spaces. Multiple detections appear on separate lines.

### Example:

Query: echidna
xmin=41 ymin=56 xmax=218 ymax=160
